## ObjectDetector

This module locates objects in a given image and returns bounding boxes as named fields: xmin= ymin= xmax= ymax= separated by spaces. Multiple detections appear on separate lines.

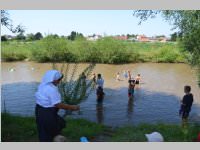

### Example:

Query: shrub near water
xmin=31 ymin=36 xmax=76 ymax=62
xmin=1 ymin=41 xmax=31 ymax=61
xmin=2 ymin=37 xmax=187 ymax=63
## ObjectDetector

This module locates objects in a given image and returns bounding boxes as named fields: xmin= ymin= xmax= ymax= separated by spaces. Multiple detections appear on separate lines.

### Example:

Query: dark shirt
xmin=182 ymin=93 xmax=193 ymax=111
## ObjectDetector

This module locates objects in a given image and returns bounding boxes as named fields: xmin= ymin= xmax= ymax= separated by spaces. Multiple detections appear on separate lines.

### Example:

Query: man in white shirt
xmin=96 ymin=74 xmax=104 ymax=88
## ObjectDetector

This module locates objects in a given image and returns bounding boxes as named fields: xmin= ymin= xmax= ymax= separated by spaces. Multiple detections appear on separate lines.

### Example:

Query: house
xmin=113 ymin=35 xmax=128 ymax=40
xmin=87 ymin=34 xmax=102 ymax=41
xmin=136 ymin=35 xmax=150 ymax=42
xmin=5 ymin=35 xmax=16 ymax=40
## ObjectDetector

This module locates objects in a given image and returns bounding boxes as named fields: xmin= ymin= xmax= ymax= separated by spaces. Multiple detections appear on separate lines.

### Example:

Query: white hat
xmin=145 ymin=132 xmax=164 ymax=142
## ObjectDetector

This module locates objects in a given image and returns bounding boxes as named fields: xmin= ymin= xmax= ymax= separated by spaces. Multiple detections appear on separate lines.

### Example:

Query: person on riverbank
xmin=179 ymin=85 xmax=194 ymax=127
xmin=35 ymin=70 xmax=79 ymax=142
xmin=128 ymin=80 xmax=135 ymax=99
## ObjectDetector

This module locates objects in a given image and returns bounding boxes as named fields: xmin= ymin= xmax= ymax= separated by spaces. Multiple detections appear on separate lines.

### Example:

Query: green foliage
xmin=1 ymin=10 xmax=25 ymax=34
xmin=1 ymin=113 xmax=38 ymax=142
xmin=1 ymin=35 xmax=8 ymax=41
xmin=52 ymin=62 xmax=96 ymax=105
xmin=1 ymin=41 xmax=31 ymax=61
xmin=2 ymin=38 xmax=187 ymax=63
xmin=15 ymin=33 xmax=26 ymax=41
xmin=133 ymin=10 xmax=200 ymax=86
xmin=68 ymin=31 xmax=84 ymax=41
xmin=34 ymin=32 xmax=43 ymax=40
xmin=31 ymin=36 xmax=76 ymax=62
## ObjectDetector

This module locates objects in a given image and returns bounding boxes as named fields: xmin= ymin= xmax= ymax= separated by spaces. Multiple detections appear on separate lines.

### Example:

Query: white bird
xmin=31 ymin=67 xmax=35 ymax=71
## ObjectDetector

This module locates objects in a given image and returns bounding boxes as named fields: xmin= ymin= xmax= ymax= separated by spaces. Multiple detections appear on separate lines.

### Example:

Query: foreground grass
xmin=1 ymin=38 xmax=188 ymax=63
xmin=1 ymin=113 xmax=200 ymax=142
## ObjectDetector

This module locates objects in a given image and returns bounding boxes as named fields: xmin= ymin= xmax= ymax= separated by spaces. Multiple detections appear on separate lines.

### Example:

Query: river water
xmin=1 ymin=62 xmax=200 ymax=127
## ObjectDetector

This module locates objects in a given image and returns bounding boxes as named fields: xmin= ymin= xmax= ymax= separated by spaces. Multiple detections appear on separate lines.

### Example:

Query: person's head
xmin=138 ymin=74 xmax=140 ymax=76
xmin=98 ymin=74 xmax=101 ymax=78
xmin=52 ymin=74 xmax=63 ymax=86
xmin=42 ymin=70 xmax=63 ymax=86
xmin=184 ymin=85 xmax=191 ymax=94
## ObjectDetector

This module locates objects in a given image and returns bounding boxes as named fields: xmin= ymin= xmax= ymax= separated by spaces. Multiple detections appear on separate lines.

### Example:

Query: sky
xmin=1 ymin=10 xmax=177 ymax=37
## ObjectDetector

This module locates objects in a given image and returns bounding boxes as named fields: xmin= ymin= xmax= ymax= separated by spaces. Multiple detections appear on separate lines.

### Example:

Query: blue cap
xmin=80 ymin=136 xmax=89 ymax=142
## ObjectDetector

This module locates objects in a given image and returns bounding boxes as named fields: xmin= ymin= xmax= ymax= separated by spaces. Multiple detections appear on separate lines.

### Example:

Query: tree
xmin=68 ymin=31 xmax=84 ymax=41
xmin=1 ymin=35 xmax=8 ymax=41
xmin=16 ymin=33 xmax=26 ymax=40
xmin=34 ymin=32 xmax=43 ymax=40
xmin=133 ymin=10 xmax=200 ymax=86
xmin=1 ymin=10 xmax=25 ymax=34
xmin=26 ymin=33 xmax=35 ymax=41
xmin=170 ymin=32 xmax=178 ymax=41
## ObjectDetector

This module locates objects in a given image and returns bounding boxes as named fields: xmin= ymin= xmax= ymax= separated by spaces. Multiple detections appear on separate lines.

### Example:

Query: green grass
xmin=110 ymin=123 xmax=200 ymax=142
xmin=1 ymin=38 xmax=188 ymax=63
xmin=1 ymin=113 xmax=200 ymax=142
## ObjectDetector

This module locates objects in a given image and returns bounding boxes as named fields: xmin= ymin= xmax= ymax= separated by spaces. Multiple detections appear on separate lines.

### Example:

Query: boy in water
xmin=96 ymin=86 xmax=105 ymax=103
xmin=179 ymin=85 xmax=194 ymax=127
xmin=96 ymin=74 xmax=104 ymax=89
xmin=128 ymin=80 xmax=135 ymax=99
xmin=135 ymin=74 xmax=141 ymax=84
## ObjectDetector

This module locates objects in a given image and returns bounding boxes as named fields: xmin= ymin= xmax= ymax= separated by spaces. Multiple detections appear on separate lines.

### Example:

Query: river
xmin=1 ymin=62 xmax=200 ymax=127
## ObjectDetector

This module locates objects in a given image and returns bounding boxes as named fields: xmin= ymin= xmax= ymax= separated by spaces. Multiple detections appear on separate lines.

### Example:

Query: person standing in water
xmin=96 ymin=74 xmax=104 ymax=89
xmin=35 ymin=70 xmax=79 ymax=142
xmin=116 ymin=72 xmax=121 ymax=81
xmin=128 ymin=80 xmax=135 ymax=99
xmin=91 ymin=73 xmax=96 ymax=83
xmin=179 ymin=85 xmax=194 ymax=127
xmin=135 ymin=74 xmax=141 ymax=84
xmin=123 ymin=70 xmax=128 ymax=80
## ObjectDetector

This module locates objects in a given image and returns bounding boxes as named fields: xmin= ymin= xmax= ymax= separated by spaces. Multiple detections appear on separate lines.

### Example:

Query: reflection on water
xmin=1 ymin=62 xmax=200 ymax=126
xmin=96 ymin=102 xmax=104 ymax=124
xmin=127 ymin=97 xmax=134 ymax=122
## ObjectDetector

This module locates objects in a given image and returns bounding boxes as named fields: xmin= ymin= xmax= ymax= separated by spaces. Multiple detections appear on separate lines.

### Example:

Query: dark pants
xmin=35 ymin=104 xmax=66 ymax=142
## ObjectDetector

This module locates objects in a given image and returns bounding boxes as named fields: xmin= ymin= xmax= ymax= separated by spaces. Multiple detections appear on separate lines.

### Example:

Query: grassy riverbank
xmin=1 ymin=113 xmax=200 ymax=142
xmin=1 ymin=37 xmax=189 ymax=63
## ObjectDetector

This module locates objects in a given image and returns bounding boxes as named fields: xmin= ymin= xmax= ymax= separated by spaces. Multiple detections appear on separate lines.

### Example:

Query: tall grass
xmin=1 ymin=37 xmax=187 ymax=63
xmin=1 ymin=41 xmax=32 ymax=61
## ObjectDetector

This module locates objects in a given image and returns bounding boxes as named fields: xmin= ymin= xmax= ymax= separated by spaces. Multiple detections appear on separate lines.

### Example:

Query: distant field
xmin=1 ymin=38 xmax=189 ymax=63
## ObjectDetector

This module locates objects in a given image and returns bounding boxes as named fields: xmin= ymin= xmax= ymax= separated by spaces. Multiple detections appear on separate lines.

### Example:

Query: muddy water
xmin=1 ymin=62 xmax=200 ymax=126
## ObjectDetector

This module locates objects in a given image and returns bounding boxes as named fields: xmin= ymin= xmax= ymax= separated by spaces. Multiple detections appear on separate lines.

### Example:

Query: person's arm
xmin=182 ymin=95 xmax=187 ymax=106
xmin=55 ymin=103 xmax=79 ymax=111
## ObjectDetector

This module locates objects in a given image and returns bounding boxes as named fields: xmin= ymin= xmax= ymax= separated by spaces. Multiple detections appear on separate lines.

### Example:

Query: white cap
xmin=145 ymin=132 xmax=164 ymax=142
